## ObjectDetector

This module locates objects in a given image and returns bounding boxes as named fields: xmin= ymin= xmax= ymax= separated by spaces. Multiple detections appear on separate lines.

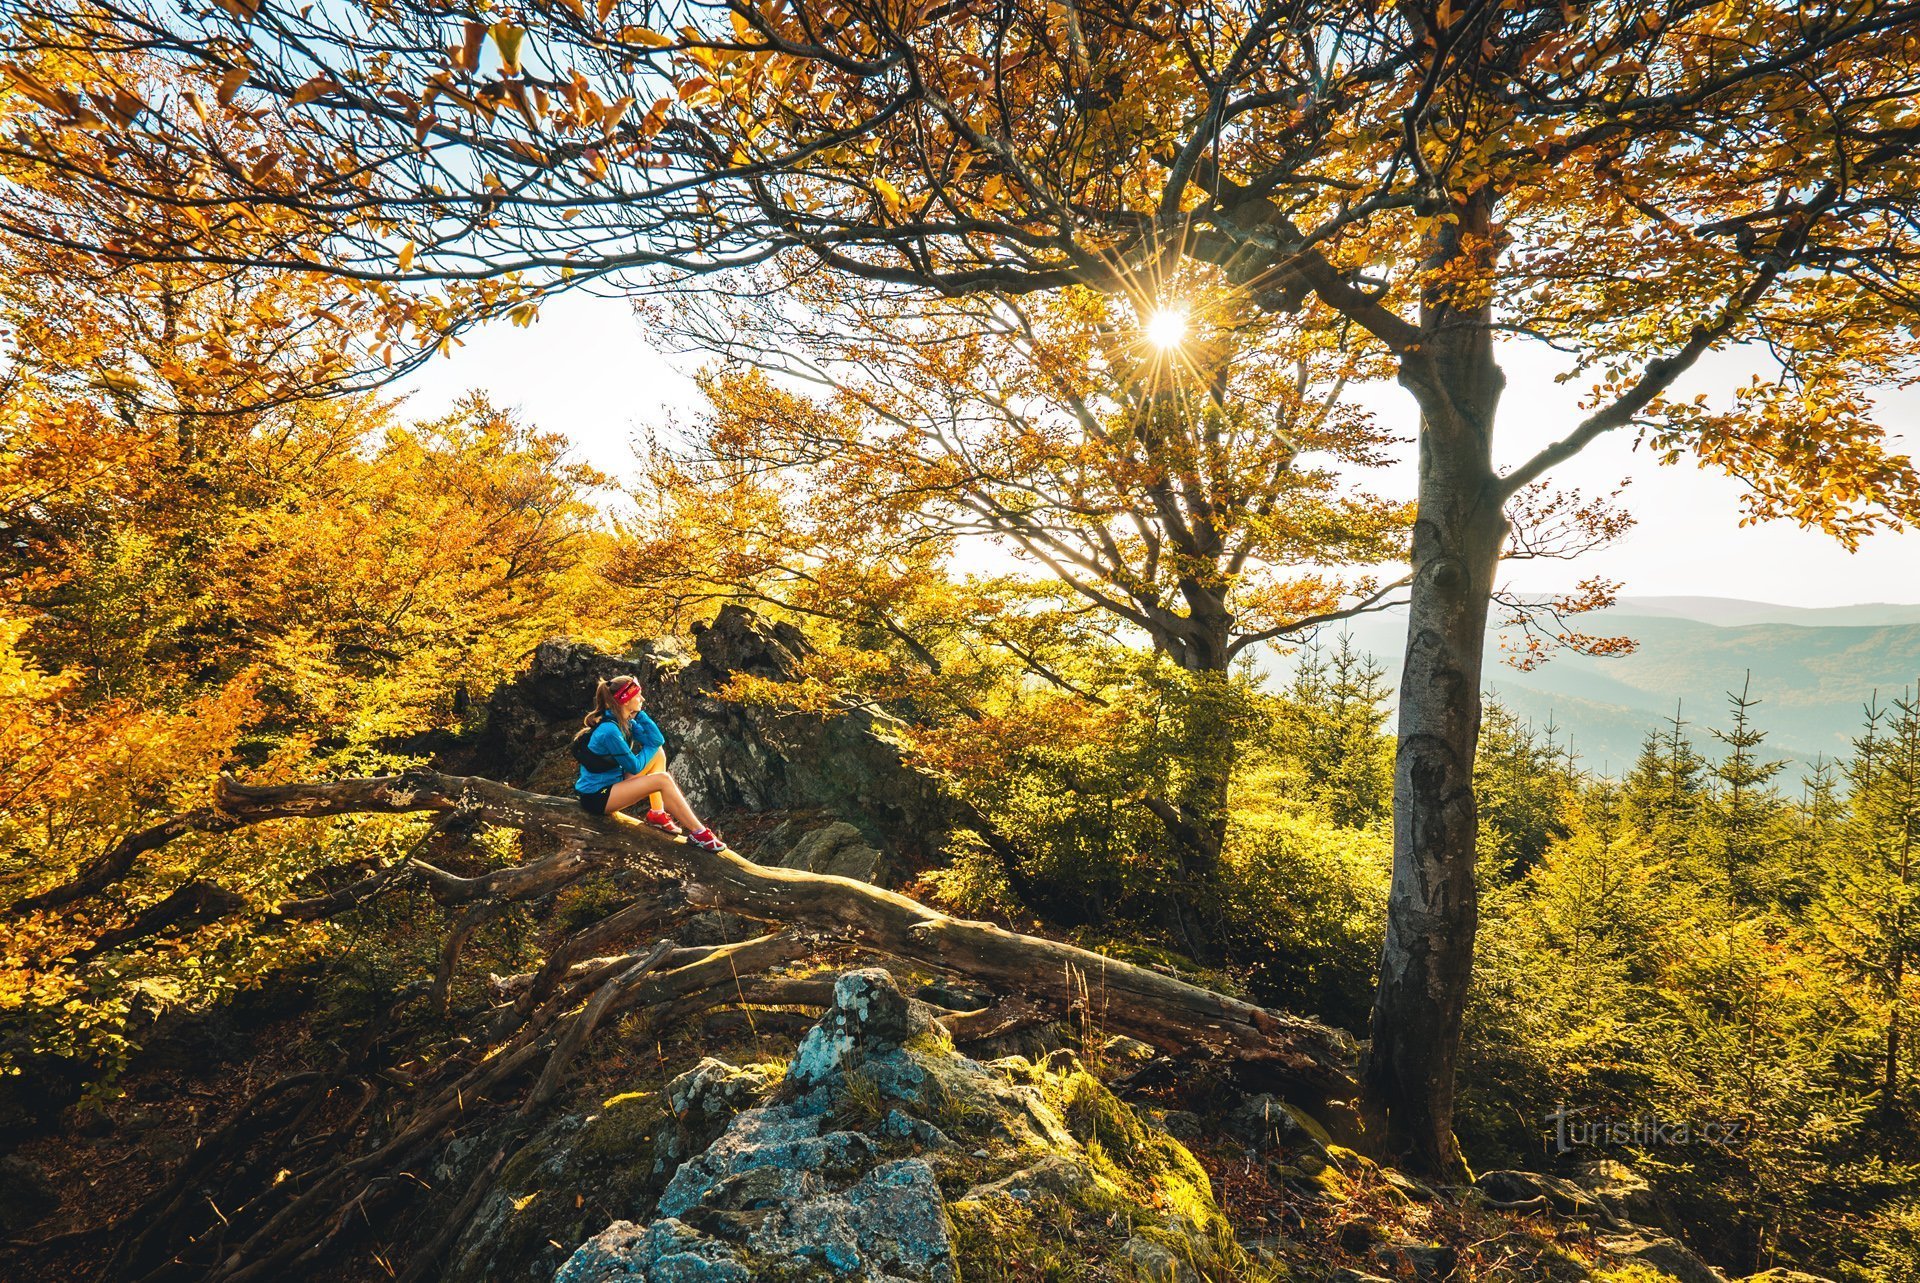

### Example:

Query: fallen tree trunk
xmin=34 ymin=768 xmax=1355 ymax=1092
xmin=229 ymin=771 xmax=1357 ymax=1089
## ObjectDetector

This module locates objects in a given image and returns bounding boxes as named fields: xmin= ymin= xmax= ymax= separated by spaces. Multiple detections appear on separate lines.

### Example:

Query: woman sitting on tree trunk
xmin=572 ymin=675 xmax=726 ymax=852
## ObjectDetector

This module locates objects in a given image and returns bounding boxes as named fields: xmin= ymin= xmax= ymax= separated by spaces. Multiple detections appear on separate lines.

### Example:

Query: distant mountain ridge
xmin=1589 ymin=596 xmax=1920 ymax=629
xmin=1274 ymin=596 xmax=1920 ymax=777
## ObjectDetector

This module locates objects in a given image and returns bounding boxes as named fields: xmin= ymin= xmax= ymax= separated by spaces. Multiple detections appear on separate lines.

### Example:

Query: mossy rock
xmin=549 ymin=968 xmax=1247 ymax=1283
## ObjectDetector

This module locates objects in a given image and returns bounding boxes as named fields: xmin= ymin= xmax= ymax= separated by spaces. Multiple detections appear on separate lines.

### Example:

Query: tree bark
xmin=1362 ymin=202 xmax=1509 ymax=1178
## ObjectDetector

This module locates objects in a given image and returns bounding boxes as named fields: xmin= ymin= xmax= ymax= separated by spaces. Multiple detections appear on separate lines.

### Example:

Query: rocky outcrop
xmin=476 ymin=607 xmax=958 ymax=878
xmin=536 ymin=968 xmax=1232 ymax=1283
xmin=429 ymin=960 xmax=1786 ymax=1283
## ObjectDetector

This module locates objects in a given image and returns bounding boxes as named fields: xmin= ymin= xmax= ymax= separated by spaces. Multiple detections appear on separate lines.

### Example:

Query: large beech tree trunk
xmin=1362 ymin=217 xmax=1509 ymax=1178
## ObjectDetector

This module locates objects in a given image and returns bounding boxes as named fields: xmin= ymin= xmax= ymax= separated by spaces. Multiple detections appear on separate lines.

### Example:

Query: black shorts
xmin=575 ymin=787 xmax=613 ymax=816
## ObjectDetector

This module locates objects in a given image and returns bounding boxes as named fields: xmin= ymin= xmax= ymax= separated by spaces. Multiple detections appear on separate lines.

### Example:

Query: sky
xmin=397 ymin=290 xmax=1919 ymax=610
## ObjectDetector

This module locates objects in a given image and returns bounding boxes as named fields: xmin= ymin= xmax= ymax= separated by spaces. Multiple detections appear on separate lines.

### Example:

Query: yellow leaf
xmin=3 ymin=64 xmax=81 ymax=116
xmin=600 ymin=94 xmax=633 ymax=135
xmin=620 ymin=26 xmax=674 ymax=47
xmin=490 ymin=23 xmax=525 ymax=75
xmin=873 ymin=175 xmax=904 ymax=217
xmin=398 ymin=241 xmax=415 ymax=271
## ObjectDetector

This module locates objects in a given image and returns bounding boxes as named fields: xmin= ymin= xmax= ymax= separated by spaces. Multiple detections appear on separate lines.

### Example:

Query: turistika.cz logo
xmin=1546 ymin=1104 xmax=1752 ymax=1155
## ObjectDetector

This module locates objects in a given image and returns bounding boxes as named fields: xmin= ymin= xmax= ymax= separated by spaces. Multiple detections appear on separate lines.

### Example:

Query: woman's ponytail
xmin=584 ymin=679 xmax=611 ymax=729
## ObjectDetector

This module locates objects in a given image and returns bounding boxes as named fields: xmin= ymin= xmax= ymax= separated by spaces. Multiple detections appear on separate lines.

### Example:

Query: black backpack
xmin=569 ymin=714 xmax=633 ymax=773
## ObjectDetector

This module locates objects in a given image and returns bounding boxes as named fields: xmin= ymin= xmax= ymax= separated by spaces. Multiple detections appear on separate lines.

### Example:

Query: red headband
xmin=609 ymin=679 xmax=640 ymax=704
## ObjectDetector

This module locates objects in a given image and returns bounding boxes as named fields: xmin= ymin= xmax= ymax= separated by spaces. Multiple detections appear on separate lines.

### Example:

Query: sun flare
xmin=1144 ymin=306 xmax=1188 ymax=350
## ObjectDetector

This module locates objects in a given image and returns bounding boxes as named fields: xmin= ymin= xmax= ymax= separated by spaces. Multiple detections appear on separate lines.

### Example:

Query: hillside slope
xmin=1276 ymin=598 xmax=1920 ymax=772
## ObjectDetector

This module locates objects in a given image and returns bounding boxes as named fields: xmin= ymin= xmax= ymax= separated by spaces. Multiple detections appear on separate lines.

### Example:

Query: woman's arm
xmin=588 ymin=720 xmax=650 ymax=777
xmin=630 ymin=711 xmax=667 ymax=760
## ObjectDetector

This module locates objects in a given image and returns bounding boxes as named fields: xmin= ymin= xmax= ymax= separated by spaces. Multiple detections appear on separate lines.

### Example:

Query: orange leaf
xmin=289 ymin=74 xmax=334 ymax=106
xmin=216 ymin=65 xmax=249 ymax=106
xmin=458 ymin=21 xmax=487 ymax=73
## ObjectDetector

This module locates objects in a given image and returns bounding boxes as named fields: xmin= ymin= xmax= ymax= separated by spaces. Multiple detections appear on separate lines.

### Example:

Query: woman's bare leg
xmin=641 ymin=749 xmax=667 ymax=814
xmin=604 ymin=772 xmax=705 ymax=833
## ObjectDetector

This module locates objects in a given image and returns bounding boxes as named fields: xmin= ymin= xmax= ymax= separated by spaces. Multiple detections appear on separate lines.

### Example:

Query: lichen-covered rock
xmin=666 ymin=1059 xmax=782 ymax=1129
xmin=553 ymin=967 xmax=1235 ymax=1283
xmin=785 ymin=968 xmax=938 ymax=1093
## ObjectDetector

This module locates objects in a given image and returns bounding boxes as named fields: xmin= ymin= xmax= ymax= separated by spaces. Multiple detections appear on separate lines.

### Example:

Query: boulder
xmin=774 ymin=821 xmax=888 ymax=884
xmin=1225 ymin=1092 xmax=1333 ymax=1154
xmin=1472 ymin=1169 xmax=1612 ymax=1222
xmin=1596 ymin=1231 xmax=1729 ymax=1283
xmin=1574 ymin=1157 xmax=1661 ymax=1225
xmin=476 ymin=609 xmax=962 ymax=874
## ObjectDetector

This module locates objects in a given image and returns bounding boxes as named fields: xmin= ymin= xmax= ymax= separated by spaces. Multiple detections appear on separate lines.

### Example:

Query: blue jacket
xmin=574 ymin=711 xmax=667 ymax=794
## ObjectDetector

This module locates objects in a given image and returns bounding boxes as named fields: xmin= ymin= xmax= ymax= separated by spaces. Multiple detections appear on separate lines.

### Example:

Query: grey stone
xmin=1380 ymin=1169 xmax=1439 ymax=1202
xmin=1157 ymin=1110 xmax=1205 ymax=1142
xmin=664 ymin=1059 xmax=778 ymax=1128
xmin=1369 ymin=1236 xmax=1456 ymax=1280
xmin=778 ymin=821 xmax=887 ymax=884
xmin=555 ymin=1219 xmax=751 ymax=1283
xmin=1575 ymin=1157 xmax=1660 ymax=1223
xmin=1122 ymin=1235 xmax=1200 ymax=1283
xmin=959 ymin=1155 xmax=1093 ymax=1202
xmin=1473 ymin=1168 xmax=1610 ymax=1221
xmin=881 ymin=1109 xmax=954 ymax=1149
xmin=787 ymin=969 xmax=937 ymax=1092
xmin=1100 ymin=1034 xmax=1158 ymax=1064
xmin=1225 ymin=1093 xmax=1332 ymax=1153
xmin=1597 ymin=1232 xmax=1729 ymax=1283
